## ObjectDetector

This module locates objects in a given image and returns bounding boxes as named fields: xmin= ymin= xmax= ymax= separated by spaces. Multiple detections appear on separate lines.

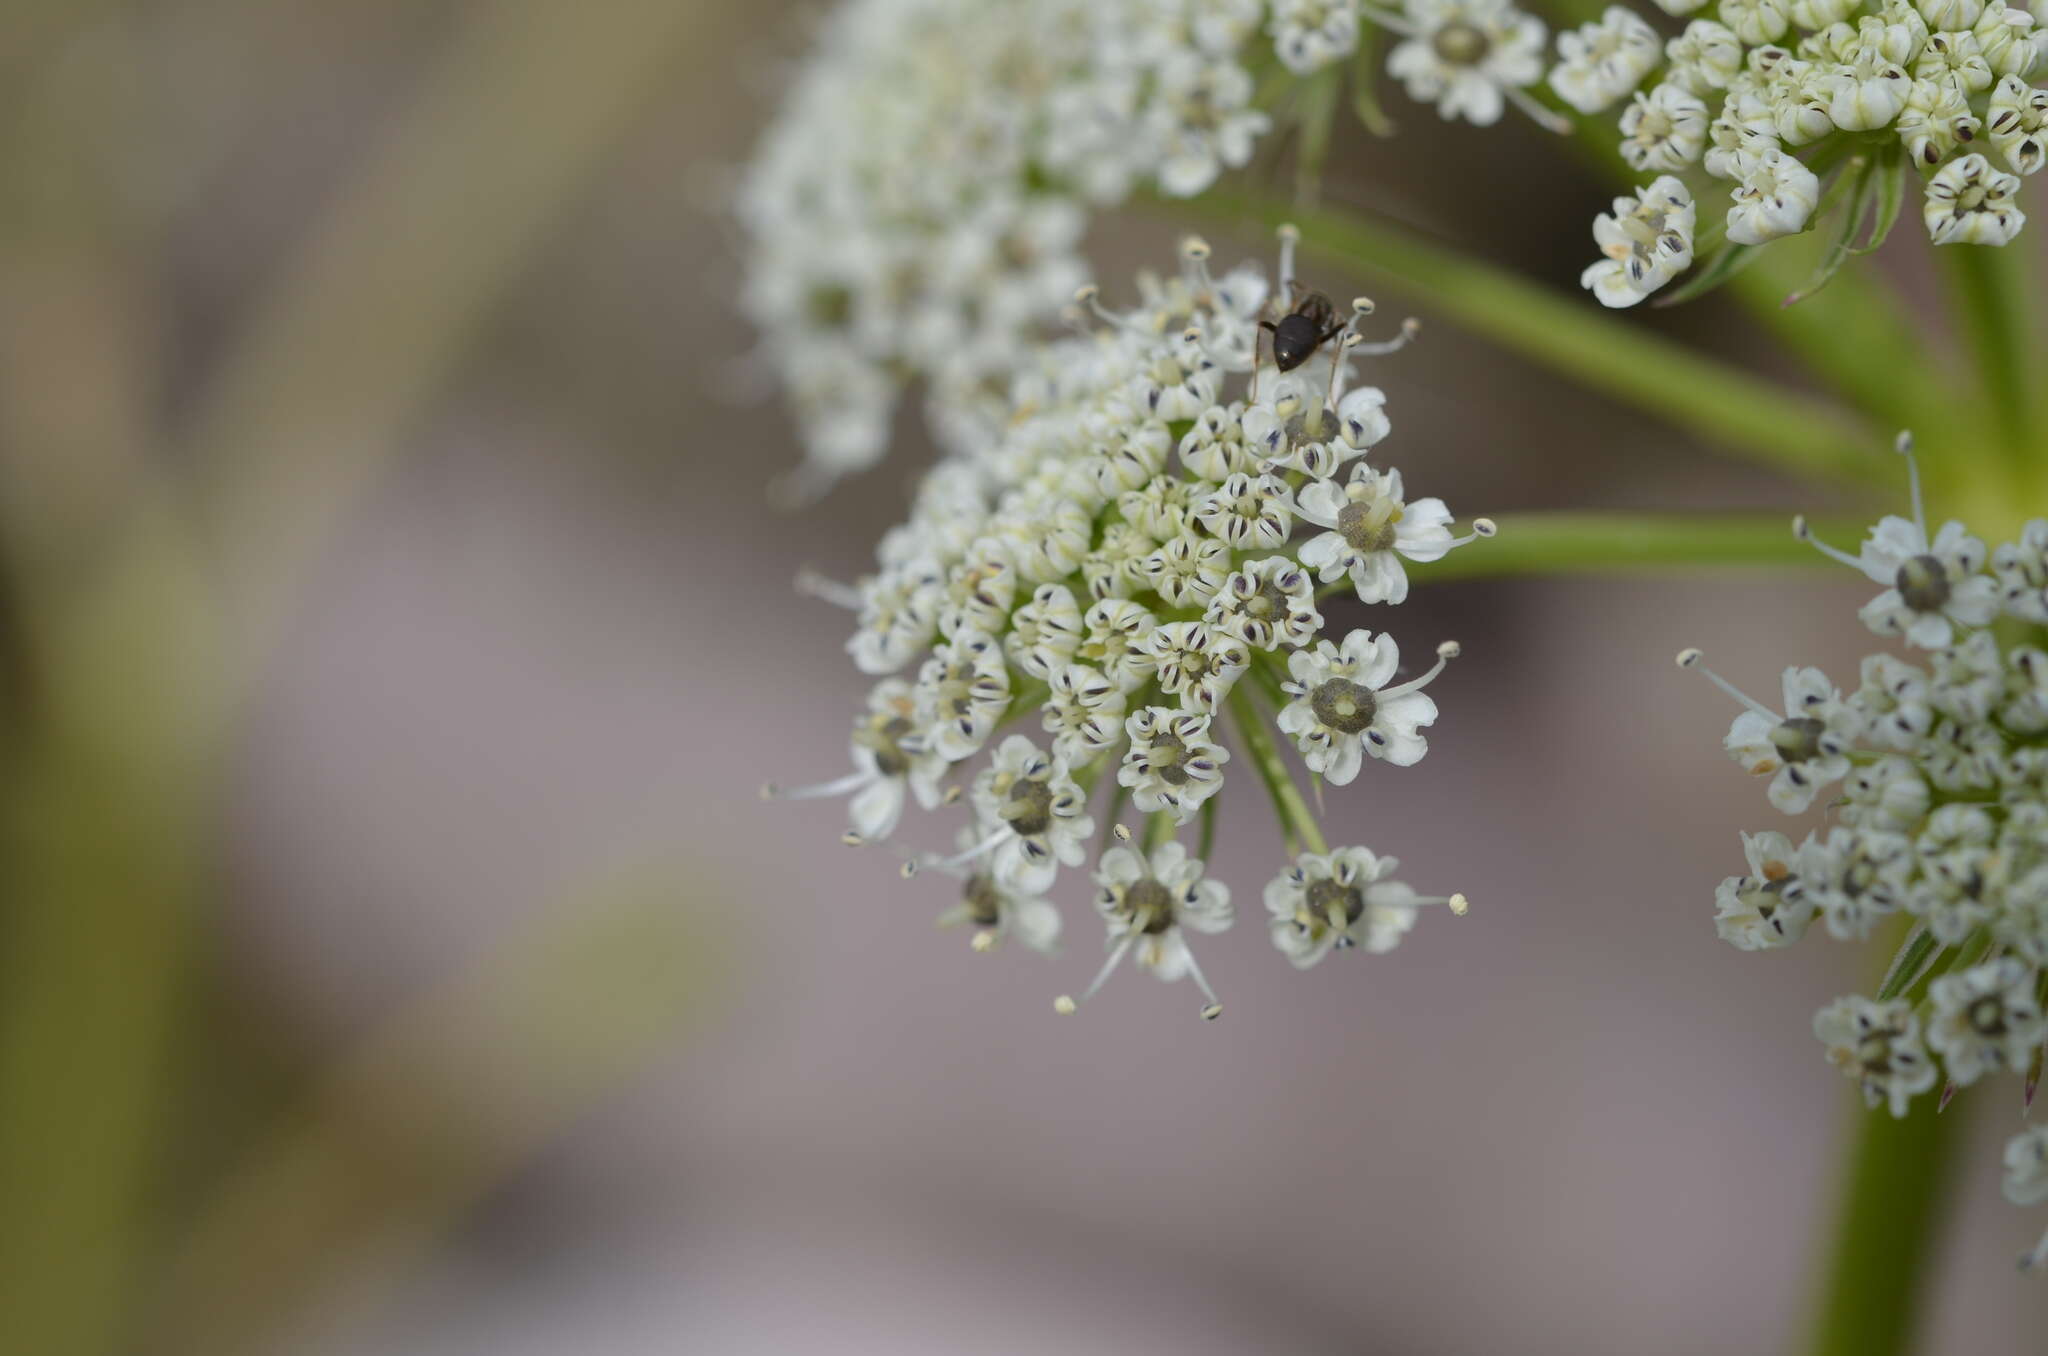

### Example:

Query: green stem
xmin=1804 ymin=1092 xmax=1969 ymax=1356
xmin=1226 ymin=683 xmax=1326 ymax=855
xmin=1163 ymin=192 xmax=1882 ymax=487
xmin=1318 ymin=512 xmax=1866 ymax=593
xmin=1942 ymin=244 xmax=2038 ymax=477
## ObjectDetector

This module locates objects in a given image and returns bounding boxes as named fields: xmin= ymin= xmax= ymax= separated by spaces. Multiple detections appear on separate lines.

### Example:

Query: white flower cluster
xmin=770 ymin=233 xmax=1488 ymax=1017
xmin=739 ymin=0 xmax=1572 ymax=494
xmin=1681 ymin=433 xmax=2048 ymax=1271
xmin=1562 ymin=0 xmax=2048 ymax=305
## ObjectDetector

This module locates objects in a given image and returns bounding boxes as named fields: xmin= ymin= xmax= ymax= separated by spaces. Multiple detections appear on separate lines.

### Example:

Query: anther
xmin=941 ymin=785 xmax=964 ymax=805
xmin=1449 ymin=893 xmax=1469 ymax=916
xmin=1401 ymin=317 xmax=1422 ymax=338
xmin=1113 ymin=822 xmax=1133 ymax=841
xmin=1791 ymin=514 xmax=1810 ymax=540
xmin=1351 ymin=296 xmax=1376 ymax=316
xmin=1054 ymin=995 xmax=1078 ymax=1015
xmin=1472 ymin=517 xmax=1497 ymax=537
xmin=1181 ymin=236 xmax=1211 ymax=261
xmin=900 ymin=859 xmax=919 ymax=879
xmin=1437 ymin=640 xmax=1461 ymax=660
xmin=1676 ymin=647 xmax=1703 ymax=668
xmin=1200 ymin=1003 xmax=1223 ymax=1020
xmin=841 ymin=831 xmax=866 ymax=847
xmin=971 ymin=929 xmax=997 ymax=952
xmin=1277 ymin=223 xmax=1300 ymax=242
xmin=760 ymin=782 xmax=780 ymax=799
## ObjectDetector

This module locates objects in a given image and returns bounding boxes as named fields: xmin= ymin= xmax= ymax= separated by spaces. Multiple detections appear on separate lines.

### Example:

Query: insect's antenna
xmin=1249 ymin=323 xmax=1264 ymax=404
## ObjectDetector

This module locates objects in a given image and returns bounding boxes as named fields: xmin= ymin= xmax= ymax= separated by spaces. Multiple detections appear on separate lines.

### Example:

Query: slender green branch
xmin=1805 ymin=1092 xmax=1969 ymax=1356
xmin=1351 ymin=511 xmax=1868 ymax=589
xmin=1226 ymin=683 xmax=1326 ymax=855
xmin=1161 ymin=192 xmax=1882 ymax=487
xmin=1942 ymin=244 xmax=2039 ymax=476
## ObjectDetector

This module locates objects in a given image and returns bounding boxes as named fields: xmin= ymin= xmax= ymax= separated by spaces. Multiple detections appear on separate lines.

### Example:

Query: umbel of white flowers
xmin=739 ymin=0 xmax=1584 ymax=495
xmin=1679 ymin=431 xmax=2048 ymax=1271
xmin=1569 ymin=0 xmax=2048 ymax=306
xmin=767 ymin=231 xmax=1484 ymax=1019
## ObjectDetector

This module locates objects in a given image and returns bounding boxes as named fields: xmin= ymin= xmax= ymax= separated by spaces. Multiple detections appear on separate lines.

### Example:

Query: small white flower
xmin=1988 ymin=74 xmax=2048 ymax=174
xmin=1838 ymin=754 xmax=1933 ymax=833
xmin=1790 ymin=0 xmax=1857 ymax=25
xmin=937 ymin=541 xmax=1019 ymax=639
xmin=1653 ymin=0 xmax=1708 ymax=14
xmin=1719 ymin=0 xmax=1791 ymax=47
xmin=849 ymin=560 xmax=944 ymax=675
xmin=1279 ymin=630 xmax=1454 ymax=779
xmin=1803 ymin=826 xmax=1912 ymax=940
xmin=1914 ymin=30 xmax=1994 ymax=95
xmin=769 ymin=677 xmax=946 ymax=840
xmin=1927 ymin=957 xmax=2045 ymax=1085
xmin=1270 ymin=0 xmax=1363 ymax=74
xmin=1916 ymin=0 xmax=1985 ymax=28
xmin=2005 ymin=1125 xmax=2048 ymax=1206
xmin=1335 ymin=385 xmax=1392 ymax=451
xmin=966 ymin=735 xmax=1094 ymax=894
xmin=1005 ymin=582 xmax=1084 ymax=679
xmin=1924 ymin=152 xmax=2028 ymax=245
xmin=1972 ymin=0 xmax=2042 ymax=81
xmin=914 ymin=628 xmax=1013 ymax=762
xmin=1993 ymin=519 xmax=2048 ymax=621
xmin=1265 ymin=847 xmax=1463 ymax=966
xmin=1850 ymin=652 xmax=1936 ymax=750
xmin=934 ymin=825 xmax=1062 ymax=953
xmin=1689 ymin=658 xmax=1857 ymax=813
xmin=1042 ymin=662 xmax=1129 ymax=765
xmin=1082 ymin=521 xmax=1157 ymax=600
xmin=1825 ymin=25 xmax=1915 ymax=130
xmin=1135 ymin=532 xmax=1234 ymax=607
xmin=1387 ymin=0 xmax=1550 ymax=127
xmin=2002 ymin=647 xmax=2048 ymax=732
xmin=1149 ymin=53 xmax=1271 ymax=197
xmin=1927 ymin=630 xmax=2006 ymax=723
xmin=1179 ymin=402 xmax=1256 ymax=479
xmin=1140 ymin=620 xmax=1251 ymax=712
xmin=1192 ymin=471 xmax=1295 ymax=548
xmin=1801 ymin=488 xmax=2000 ymax=648
xmin=1897 ymin=77 xmax=1983 ymax=168
xmin=1066 ymin=840 xmax=1233 ymax=1011
xmin=1119 ymin=706 xmax=1231 ymax=822
xmin=1582 ymin=175 xmax=1697 ymax=307
xmin=1078 ymin=597 xmax=1161 ymax=692
xmin=1619 ymin=82 xmax=1711 ymax=171
xmin=1294 ymin=464 xmax=1470 ymax=604
xmin=1813 ymin=994 xmax=1940 ymax=1116
xmin=1726 ymin=147 xmax=1822 ymax=243
xmin=1713 ymin=830 xmax=1819 ymax=950
xmin=1550 ymin=6 xmax=1663 ymax=115
xmin=1206 ymin=556 xmax=1323 ymax=650
xmin=1665 ymin=20 xmax=1745 ymax=96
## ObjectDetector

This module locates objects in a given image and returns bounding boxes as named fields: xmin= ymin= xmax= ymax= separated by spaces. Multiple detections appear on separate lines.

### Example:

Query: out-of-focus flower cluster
xmin=738 ymin=0 xmax=1569 ymax=493
xmin=769 ymin=234 xmax=1489 ymax=1017
xmin=1682 ymin=434 xmax=2048 ymax=1269
xmin=1563 ymin=0 xmax=2048 ymax=306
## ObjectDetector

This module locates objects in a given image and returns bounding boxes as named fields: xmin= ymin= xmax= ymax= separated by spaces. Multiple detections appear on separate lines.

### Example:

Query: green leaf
xmin=1783 ymin=156 xmax=1879 ymax=308
xmin=1855 ymin=144 xmax=1906 ymax=256
xmin=1349 ymin=27 xmax=1395 ymax=137
xmin=1653 ymin=240 xmax=1764 ymax=307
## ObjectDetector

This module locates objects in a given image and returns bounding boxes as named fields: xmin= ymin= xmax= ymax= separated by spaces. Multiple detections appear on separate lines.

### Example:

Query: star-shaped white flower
xmin=1279 ymin=630 xmax=1455 ymax=780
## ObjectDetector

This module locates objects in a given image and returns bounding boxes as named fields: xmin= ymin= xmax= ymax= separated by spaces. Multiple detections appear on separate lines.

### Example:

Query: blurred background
xmin=2 ymin=1 xmax=2045 ymax=1353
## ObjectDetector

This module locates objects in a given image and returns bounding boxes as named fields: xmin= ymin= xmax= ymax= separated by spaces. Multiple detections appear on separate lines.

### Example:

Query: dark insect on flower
xmin=1260 ymin=283 xmax=1349 ymax=372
